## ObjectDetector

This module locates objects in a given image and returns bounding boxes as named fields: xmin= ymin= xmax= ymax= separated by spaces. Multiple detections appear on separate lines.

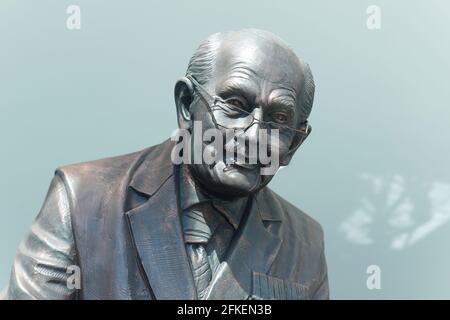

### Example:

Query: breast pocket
xmin=250 ymin=271 xmax=310 ymax=300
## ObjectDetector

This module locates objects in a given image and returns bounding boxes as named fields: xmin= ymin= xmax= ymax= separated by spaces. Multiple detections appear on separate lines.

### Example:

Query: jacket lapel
xmin=124 ymin=140 xmax=197 ymax=300
xmin=205 ymin=188 xmax=284 ymax=299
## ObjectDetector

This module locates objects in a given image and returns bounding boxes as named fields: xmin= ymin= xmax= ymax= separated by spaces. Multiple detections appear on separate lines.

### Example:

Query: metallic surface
xmin=2 ymin=29 xmax=328 ymax=300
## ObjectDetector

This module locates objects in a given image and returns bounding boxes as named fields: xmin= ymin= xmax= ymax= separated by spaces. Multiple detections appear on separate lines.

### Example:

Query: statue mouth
xmin=232 ymin=162 xmax=257 ymax=170
xmin=222 ymin=158 xmax=260 ymax=172
xmin=222 ymin=164 xmax=251 ymax=172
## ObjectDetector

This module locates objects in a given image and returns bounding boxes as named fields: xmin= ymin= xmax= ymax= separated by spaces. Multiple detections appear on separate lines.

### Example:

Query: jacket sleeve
xmin=1 ymin=173 xmax=78 ymax=300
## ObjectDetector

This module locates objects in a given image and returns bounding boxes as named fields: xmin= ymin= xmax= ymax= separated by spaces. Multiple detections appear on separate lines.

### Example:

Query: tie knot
xmin=182 ymin=206 xmax=212 ymax=244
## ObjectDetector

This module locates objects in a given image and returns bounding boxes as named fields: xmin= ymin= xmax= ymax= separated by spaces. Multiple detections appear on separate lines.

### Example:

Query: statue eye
xmin=271 ymin=112 xmax=289 ymax=124
xmin=226 ymin=97 xmax=247 ymax=110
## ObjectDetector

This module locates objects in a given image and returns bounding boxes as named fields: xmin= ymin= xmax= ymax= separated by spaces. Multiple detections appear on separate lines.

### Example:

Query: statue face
xmin=177 ymin=32 xmax=309 ymax=198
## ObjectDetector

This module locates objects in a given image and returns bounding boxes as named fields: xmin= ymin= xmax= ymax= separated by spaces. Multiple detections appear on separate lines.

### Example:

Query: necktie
xmin=185 ymin=243 xmax=211 ymax=299
xmin=182 ymin=207 xmax=213 ymax=299
xmin=182 ymin=203 xmax=237 ymax=299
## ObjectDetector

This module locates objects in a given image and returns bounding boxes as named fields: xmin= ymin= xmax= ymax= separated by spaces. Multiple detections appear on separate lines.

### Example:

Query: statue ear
xmin=280 ymin=125 xmax=312 ymax=166
xmin=174 ymin=77 xmax=195 ymax=130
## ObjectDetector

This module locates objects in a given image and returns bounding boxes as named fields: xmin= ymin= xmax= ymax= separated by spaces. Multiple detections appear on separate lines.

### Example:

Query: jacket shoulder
xmin=56 ymin=149 xmax=142 ymax=178
xmin=267 ymin=188 xmax=324 ymax=245
xmin=54 ymin=146 xmax=155 ymax=199
xmin=55 ymin=147 xmax=154 ymax=182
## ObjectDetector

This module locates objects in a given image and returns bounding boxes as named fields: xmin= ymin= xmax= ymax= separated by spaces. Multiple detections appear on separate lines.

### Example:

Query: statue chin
xmin=189 ymin=162 xmax=273 ymax=199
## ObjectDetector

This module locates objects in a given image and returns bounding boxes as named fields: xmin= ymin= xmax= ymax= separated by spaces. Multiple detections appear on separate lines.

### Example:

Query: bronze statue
xmin=2 ymin=29 xmax=329 ymax=300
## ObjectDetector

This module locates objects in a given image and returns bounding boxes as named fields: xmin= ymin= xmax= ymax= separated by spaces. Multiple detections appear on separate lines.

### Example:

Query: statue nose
xmin=224 ymin=108 xmax=265 ymax=164
xmin=245 ymin=107 xmax=263 ymax=140
xmin=242 ymin=108 xmax=264 ymax=162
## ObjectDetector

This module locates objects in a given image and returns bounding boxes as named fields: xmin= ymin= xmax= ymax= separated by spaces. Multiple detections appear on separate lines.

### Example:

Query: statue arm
xmin=1 ymin=173 xmax=78 ymax=300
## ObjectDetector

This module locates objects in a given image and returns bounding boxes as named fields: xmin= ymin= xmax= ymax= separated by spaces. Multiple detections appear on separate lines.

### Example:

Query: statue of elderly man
xmin=2 ymin=29 xmax=329 ymax=300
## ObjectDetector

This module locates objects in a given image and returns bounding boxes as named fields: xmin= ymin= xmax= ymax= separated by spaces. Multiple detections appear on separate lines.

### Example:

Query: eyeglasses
xmin=186 ymin=75 xmax=312 ymax=137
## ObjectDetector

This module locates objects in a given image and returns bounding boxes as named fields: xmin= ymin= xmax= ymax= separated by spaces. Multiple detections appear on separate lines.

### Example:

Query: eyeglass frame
xmin=186 ymin=75 xmax=311 ymax=135
xmin=185 ymin=75 xmax=312 ymax=165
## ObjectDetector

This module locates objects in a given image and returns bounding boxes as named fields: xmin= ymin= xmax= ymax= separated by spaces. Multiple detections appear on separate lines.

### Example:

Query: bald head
xmin=186 ymin=29 xmax=314 ymax=119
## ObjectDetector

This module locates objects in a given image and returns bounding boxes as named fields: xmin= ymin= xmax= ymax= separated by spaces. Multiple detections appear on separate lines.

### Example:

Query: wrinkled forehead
xmin=213 ymin=34 xmax=304 ymax=94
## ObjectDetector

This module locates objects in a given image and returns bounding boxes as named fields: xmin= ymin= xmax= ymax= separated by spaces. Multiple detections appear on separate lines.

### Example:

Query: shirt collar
xmin=178 ymin=165 xmax=249 ymax=229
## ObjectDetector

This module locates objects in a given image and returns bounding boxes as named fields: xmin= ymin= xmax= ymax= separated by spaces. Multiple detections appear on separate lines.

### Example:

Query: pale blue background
xmin=1 ymin=0 xmax=450 ymax=299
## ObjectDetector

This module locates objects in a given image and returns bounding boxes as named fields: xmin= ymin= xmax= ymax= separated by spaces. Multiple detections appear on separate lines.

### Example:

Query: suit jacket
xmin=2 ymin=139 xmax=329 ymax=300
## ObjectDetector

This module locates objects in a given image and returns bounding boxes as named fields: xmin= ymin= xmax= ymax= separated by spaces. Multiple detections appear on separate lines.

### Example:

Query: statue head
xmin=174 ymin=29 xmax=314 ymax=199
